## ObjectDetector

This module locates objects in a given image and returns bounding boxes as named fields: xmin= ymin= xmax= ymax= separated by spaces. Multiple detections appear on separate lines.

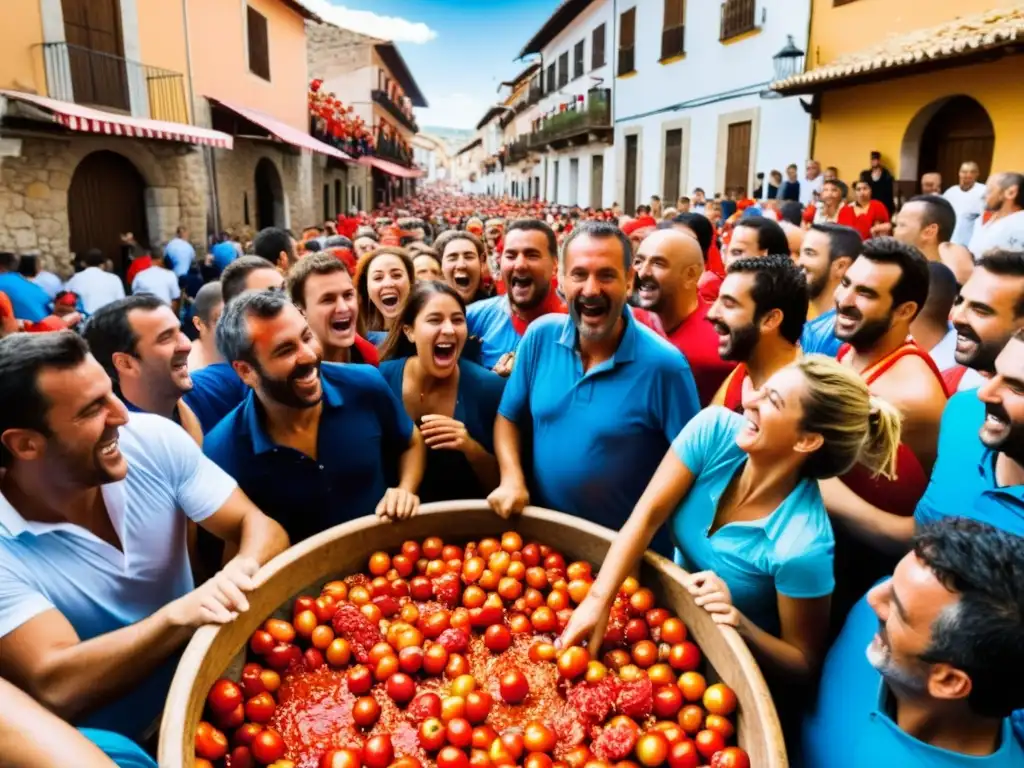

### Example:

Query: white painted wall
xmin=541 ymin=145 xmax=615 ymax=208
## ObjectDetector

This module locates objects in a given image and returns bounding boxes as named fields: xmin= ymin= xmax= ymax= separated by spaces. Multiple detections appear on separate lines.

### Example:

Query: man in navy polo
xmin=488 ymin=221 xmax=700 ymax=556
xmin=203 ymin=290 xmax=425 ymax=546
xmin=801 ymin=518 xmax=1024 ymax=767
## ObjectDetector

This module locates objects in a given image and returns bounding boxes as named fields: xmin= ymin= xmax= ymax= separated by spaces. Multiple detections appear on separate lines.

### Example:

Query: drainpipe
xmin=181 ymin=0 xmax=196 ymax=124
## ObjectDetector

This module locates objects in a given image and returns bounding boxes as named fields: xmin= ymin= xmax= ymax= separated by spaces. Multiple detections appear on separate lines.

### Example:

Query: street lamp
xmin=760 ymin=35 xmax=805 ymax=99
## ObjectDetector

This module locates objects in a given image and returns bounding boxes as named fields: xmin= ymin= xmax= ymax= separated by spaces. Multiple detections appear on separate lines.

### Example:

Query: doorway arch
xmin=254 ymin=157 xmax=286 ymax=230
xmin=900 ymin=96 xmax=995 ymax=189
xmin=68 ymin=150 xmax=148 ymax=274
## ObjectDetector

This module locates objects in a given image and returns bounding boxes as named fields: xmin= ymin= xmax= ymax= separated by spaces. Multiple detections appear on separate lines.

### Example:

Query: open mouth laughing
xmin=433 ymin=341 xmax=458 ymax=368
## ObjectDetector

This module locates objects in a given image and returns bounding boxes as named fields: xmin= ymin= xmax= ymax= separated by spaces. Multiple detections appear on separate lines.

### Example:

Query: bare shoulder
xmin=871 ymin=356 xmax=946 ymax=417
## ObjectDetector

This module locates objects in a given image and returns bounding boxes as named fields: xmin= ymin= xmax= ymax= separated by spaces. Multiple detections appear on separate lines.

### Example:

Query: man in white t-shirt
xmin=65 ymin=249 xmax=125 ymax=315
xmin=131 ymin=258 xmax=180 ymax=310
xmin=968 ymin=172 xmax=1024 ymax=260
xmin=944 ymin=162 xmax=988 ymax=247
xmin=0 ymin=332 xmax=288 ymax=740
xmin=800 ymin=159 xmax=824 ymax=207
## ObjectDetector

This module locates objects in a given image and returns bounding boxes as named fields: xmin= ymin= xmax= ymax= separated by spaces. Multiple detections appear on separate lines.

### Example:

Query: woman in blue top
xmin=356 ymin=247 xmax=414 ymax=345
xmin=561 ymin=355 xmax=902 ymax=681
xmin=379 ymin=281 xmax=505 ymax=503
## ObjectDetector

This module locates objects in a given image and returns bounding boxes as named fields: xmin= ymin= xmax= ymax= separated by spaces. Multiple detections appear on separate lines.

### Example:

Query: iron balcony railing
xmin=507 ymin=137 xmax=530 ymax=163
xmin=371 ymin=88 xmax=418 ymax=133
xmin=375 ymin=133 xmax=415 ymax=166
xmin=527 ymin=88 xmax=611 ymax=149
xmin=720 ymin=0 xmax=757 ymax=41
xmin=41 ymin=42 xmax=188 ymax=123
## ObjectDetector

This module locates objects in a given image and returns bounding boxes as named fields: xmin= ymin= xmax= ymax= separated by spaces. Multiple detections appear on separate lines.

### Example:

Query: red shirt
xmin=697 ymin=271 xmax=722 ymax=303
xmin=837 ymin=201 xmax=889 ymax=240
xmin=633 ymin=300 xmax=737 ymax=406
xmin=126 ymin=255 xmax=152 ymax=285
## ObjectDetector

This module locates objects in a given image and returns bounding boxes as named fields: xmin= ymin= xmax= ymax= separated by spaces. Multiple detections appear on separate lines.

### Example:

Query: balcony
xmin=527 ymin=86 xmax=543 ymax=106
xmin=526 ymin=88 xmax=612 ymax=151
xmin=720 ymin=0 xmax=758 ymax=42
xmin=507 ymin=137 xmax=530 ymax=164
xmin=371 ymin=88 xmax=418 ymax=133
xmin=41 ymin=42 xmax=188 ymax=123
xmin=374 ymin=133 xmax=415 ymax=167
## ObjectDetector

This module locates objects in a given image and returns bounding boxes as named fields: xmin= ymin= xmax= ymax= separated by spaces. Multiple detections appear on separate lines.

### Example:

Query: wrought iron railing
xmin=720 ymin=0 xmax=757 ymax=41
xmin=41 ymin=42 xmax=188 ymax=123
xmin=371 ymin=88 xmax=418 ymax=133
xmin=527 ymin=88 xmax=611 ymax=149
xmin=507 ymin=137 xmax=530 ymax=163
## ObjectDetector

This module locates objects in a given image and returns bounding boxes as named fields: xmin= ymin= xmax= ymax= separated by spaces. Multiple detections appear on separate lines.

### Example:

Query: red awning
xmin=0 ymin=89 xmax=232 ymax=148
xmin=209 ymin=97 xmax=352 ymax=161
xmin=359 ymin=155 xmax=425 ymax=179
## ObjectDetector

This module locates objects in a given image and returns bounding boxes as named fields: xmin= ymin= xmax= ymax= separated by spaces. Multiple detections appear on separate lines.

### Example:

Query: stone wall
xmin=306 ymin=22 xmax=373 ymax=80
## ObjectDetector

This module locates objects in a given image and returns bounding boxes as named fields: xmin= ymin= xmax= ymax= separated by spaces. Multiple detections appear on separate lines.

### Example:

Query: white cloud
xmin=415 ymin=93 xmax=496 ymax=131
xmin=302 ymin=0 xmax=437 ymax=44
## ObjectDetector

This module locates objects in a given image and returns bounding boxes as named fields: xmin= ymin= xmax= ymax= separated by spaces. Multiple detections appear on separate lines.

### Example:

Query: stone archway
xmin=255 ymin=157 xmax=286 ymax=230
xmin=900 ymin=95 xmax=995 ymax=189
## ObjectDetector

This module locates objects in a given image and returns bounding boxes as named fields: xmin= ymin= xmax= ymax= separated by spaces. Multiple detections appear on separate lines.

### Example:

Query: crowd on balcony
xmin=307 ymin=80 xmax=415 ymax=166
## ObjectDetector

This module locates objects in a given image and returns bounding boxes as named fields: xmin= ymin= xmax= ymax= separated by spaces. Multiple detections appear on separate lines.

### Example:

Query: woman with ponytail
xmin=560 ymin=354 xmax=902 ymax=682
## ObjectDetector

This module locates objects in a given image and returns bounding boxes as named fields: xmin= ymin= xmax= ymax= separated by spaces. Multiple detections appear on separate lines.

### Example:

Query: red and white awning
xmin=0 ymin=89 xmax=232 ymax=148
xmin=209 ymin=97 xmax=352 ymax=161
xmin=359 ymin=155 xmax=425 ymax=179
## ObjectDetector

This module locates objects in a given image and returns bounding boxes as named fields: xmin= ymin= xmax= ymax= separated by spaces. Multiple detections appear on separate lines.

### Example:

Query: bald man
xmin=631 ymin=229 xmax=737 ymax=404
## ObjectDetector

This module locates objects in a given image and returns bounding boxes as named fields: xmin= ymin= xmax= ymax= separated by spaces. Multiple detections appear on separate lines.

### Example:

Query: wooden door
xmin=663 ymin=128 xmax=683 ymax=202
xmin=68 ymin=151 xmax=147 ymax=274
xmin=591 ymin=154 xmax=604 ymax=209
xmin=919 ymin=96 xmax=994 ymax=189
xmin=624 ymin=135 xmax=638 ymax=213
xmin=62 ymin=0 xmax=130 ymax=111
xmin=724 ymin=120 xmax=751 ymax=197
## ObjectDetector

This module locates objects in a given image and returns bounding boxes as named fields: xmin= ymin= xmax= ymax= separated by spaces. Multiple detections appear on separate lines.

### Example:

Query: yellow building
xmin=771 ymin=2 xmax=1024 ymax=197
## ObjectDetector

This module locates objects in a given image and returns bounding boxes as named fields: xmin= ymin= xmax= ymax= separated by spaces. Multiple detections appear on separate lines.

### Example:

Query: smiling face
xmin=977 ymin=337 xmax=1024 ymax=464
xmin=367 ymin=254 xmax=412 ymax=323
xmin=404 ymin=292 xmax=467 ymax=379
xmin=734 ymin=365 xmax=811 ymax=458
xmin=726 ymin=225 xmax=763 ymax=268
xmin=501 ymin=228 xmax=555 ymax=311
xmin=123 ymin=305 xmax=193 ymax=399
xmin=893 ymin=201 xmax=931 ymax=249
xmin=834 ymin=256 xmax=901 ymax=348
xmin=243 ymin=303 xmax=323 ymax=409
xmin=950 ymin=267 xmax=1024 ymax=373
xmin=303 ymin=269 xmax=359 ymax=351
xmin=413 ymin=253 xmax=442 ymax=282
xmin=797 ymin=229 xmax=835 ymax=301
xmin=441 ymin=238 xmax=482 ymax=303
xmin=707 ymin=272 xmax=762 ymax=361
xmin=562 ymin=233 xmax=632 ymax=343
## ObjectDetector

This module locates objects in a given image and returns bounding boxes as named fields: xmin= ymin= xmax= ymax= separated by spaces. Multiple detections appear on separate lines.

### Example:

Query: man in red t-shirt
xmin=630 ymin=229 xmax=736 ymax=405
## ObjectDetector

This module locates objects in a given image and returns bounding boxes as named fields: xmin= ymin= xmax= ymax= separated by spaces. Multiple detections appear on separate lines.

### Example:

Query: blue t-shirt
xmin=203 ymin=362 xmax=414 ymax=543
xmin=163 ymin=237 xmax=195 ymax=277
xmin=379 ymin=358 xmax=505 ymax=503
xmin=80 ymin=729 xmax=157 ymax=768
xmin=467 ymin=295 xmax=523 ymax=369
xmin=800 ymin=308 xmax=842 ymax=357
xmin=498 ymin=311 xmax=700 ymax=556
xmin=801 ymin=592 xmax=1024 ymax=768
xmin=366 ymin=330 xmax=388 ymax=345
xmin=210 ymin=240 xmax=238 ymax=272
xmin=915 ymin=391 xmax=1024 ymax=536
xmin=671 ymin=407 xmax=835 ymax=635
xmin=0 ymin=272 xmax=51 ymax=322
xmin=182 ymin=361 xmax=249 ymax=433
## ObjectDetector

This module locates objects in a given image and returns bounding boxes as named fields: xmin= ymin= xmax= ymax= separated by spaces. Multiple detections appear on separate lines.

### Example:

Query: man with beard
xmin=707 ymin=255 xmax=807 ymax=412
xmin=968 ymin=172 xmax=1024 ymax=260
xmin=798 ymin=223 xmax=861 ymax=357
xmin=466 ymin=220 xmax=565 ymax=372
xmin=83 ymin=296 xmax=203 ymax=446
xmin=203 ymin=291 xmax=425 ymax=545
xmin=488 ymin=222 xmax=699 ymax=556
xmin=0 ymin=331 xmax=288 ymax=741
xmin=288 ymin=254 xmax=379 ymax=366
xmin=802 ymin=517 xmax=1024 ymax=766
xmin=631 ymin=229 xmax=736 ymax=405
xmin=893 ymin=194 xmax=974 ymax=285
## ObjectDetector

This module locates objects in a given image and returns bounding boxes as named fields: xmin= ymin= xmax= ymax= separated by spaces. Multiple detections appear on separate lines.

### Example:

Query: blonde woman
xmin=560 ymin=355 xmax=902 ymax=681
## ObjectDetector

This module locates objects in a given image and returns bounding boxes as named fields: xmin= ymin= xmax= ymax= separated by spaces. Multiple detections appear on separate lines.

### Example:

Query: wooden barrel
xmin=159 ymin=502 xmax=788 ymax=767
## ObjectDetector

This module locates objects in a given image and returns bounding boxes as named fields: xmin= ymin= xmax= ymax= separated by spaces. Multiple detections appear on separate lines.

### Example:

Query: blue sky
xmin=304 ymin=0 xmax=557 ymax=129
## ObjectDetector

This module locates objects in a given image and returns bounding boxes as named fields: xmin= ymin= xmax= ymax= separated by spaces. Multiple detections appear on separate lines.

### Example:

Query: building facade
xmin=614 ymin=0 xmax=812 ymax=212
xmin=772 ymin=1 xmax=1024 ymax=199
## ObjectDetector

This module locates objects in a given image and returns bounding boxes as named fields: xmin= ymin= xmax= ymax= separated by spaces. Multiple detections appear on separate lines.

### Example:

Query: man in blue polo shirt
xmin=488 ymin=221 xmax=700 ymax=556
xmin=801 ymin=517 xmax=1024 ymax=767
xmin=0 ymin=252 xmax=51 ymax=323
xmin=204 ymin=290 xmax=425 ymax=545
xmin=466 ymin=219 xmax=564 ymax=371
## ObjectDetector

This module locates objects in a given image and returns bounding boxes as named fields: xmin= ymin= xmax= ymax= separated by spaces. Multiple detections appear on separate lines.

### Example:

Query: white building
xmin=518 ymin=0 xmax=616 ymax=209
xmin=614 ymin=0 xmax=812 ymax=212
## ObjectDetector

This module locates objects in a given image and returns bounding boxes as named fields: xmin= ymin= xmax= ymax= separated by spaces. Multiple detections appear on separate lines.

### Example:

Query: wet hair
xmin=220 ymin=256 xmax=279 ymax=304
xmin=920 ymin=261 xmax=959 ymax=325
xmin=809 ymin=223 xmax=863 ymax=264
xmin=216 ymin=289 xmax=291 ymax=364
xmin=253 ymin=227 xmax=294 ymax=265
xmin=82 ymin=294 xmax=169 ymax=386
xmin=913 ymin=517 xmax=1024 ymax=718
xmin=433 ymin=230 xmax=486 ymax=263
xmin=355 ymin=247 xmax=416 ymax=333
xmin=727 ymin=254 xmax=808 ymax=344
xmin=671 ymin=213 xmax=713 ymax=260
xmin=906 ymin=195 xmax=956 ymax=243
xmin=379 ymin=281 xmax=467 ymax=362
xmin=733 ymin=216 xmax=790 ymax=255
xmin=976 ymin=249 xmax=1024 ymax=316
xmin=287 ymin=252 xmax=351 ymax=309
xmin=795 ymin=354 xmax=902 ymax=480
xmin=193 ymin=282 xmax=223 ymax=328
xmin=0 ymin=331 xmax=90 ymax=465
xmin=561 ymin=220 xmax=632 ymax=271
xmin=859 ymin=237 xmax=930 ymax=319
xmin=504 ymin=219 xmax=558 ymax=260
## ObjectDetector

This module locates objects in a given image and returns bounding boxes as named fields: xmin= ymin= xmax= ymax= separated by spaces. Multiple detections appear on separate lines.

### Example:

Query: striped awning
xmin=359 ymin=155 xmax=425 ymax=179
xmin=209 ymin=97 xmax=352 ymax=161
xmin=0 ymin=89 xmax=232 ymax=148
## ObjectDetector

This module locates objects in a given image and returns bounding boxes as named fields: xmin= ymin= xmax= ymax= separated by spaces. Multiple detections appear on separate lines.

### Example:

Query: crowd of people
xmin=0 ymin=160 xmax=1023 ymax=768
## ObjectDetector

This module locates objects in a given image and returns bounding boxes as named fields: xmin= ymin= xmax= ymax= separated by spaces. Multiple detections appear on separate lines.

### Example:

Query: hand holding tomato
xmin=555 ymin=591 xmax=611 ymax=652
xmin=168 ymin=556 xmax=259 ymax=627
xmin=683 ymin=571 xmax=740 ymax=628
xmin=486 ymin=481 xmax=529 ymax=520
xmin=376 ymin=488 xmax=420 ymax=522
xmin=420 ymin=414 xmax=474 ymax=453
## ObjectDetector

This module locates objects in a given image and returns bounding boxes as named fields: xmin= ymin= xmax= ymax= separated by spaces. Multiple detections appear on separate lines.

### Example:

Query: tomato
xmin=500 ymin=731 xmax=525 ymax=761
xmin=498 ymin=669 xmax=529 ymax=704
xmin=214 ymin=702 xmax=244 ymax=730
xmin=249 ymin=630 xmax=275 ymax=656
xmin=368 ymin=551 xmax=391 ymax=576
xmin=437 ymin=746 xmax=470 ymax=768
xmin=563 ymin=746 xmax=591 ymax=768
xmin=410 ymin=691 xmax=443 ymax=721
xmin=326 ymin=638 xmax=352 ymax=668
xmin=543 ymin=552 xmax=566 ymax=570
xmin=619 ymin=577 xmax=640 ymax=596
xmin=651 ymin=722 xmax=685 ymax=746
xmin=419 ymin=717 xmax=447 ymax=751
xmin=623 ymin=619 xmax=649 ymax=644
xmin=423 ymin=537 xmax=445 ymax=558
xmin=478 ymin=570 xmax=500 ymax=591
xmin=228 ymin=745 xmax=254 ymax=768
xmin=441 ymin=695 xmax=466 ymax=722
xmin=627 ymin=588 xmax=655 ymax=616
xmin=465 ymin=690 xmax=493 ymax=724
xmin=472 ymin=725 xmax=499 ymax=750
xmin=633 ymin=732 xmax=669 ymax=768
xmin=400 ymin=602 xmax=420 ymax=624
xmin=693 ymin=729 xmax=725 ymax=759
xmin=520 ymin=543 xmax=541 ymax=567
xmin=258 ymin=669 xmax=280 ymax=695
xmin=523 ymin=721 xmax=556 ymax=753
xmin=391 ymin=757 xmax=423 ymax=768
xmin=470 ymin=749 xmax=493 ymax=768
xmin=525 ymin=753 xmax=554 ymax=768
xmin=244 ymin=692 xmax=276 ymax=724
xmin=304 ymin=647 xmax=326 ymax=670
xmin=666 ymin=739 xmax=699 ymax=768
xmin=710 ymin=747 xmax=749 ymax=768
xmin=484 ymin=624 xmax=512 ymax=653
xmin=488 ymin=551 xmax=512 ymax=576
xmin=677 ymin=672 xmax=706 ymax=702
xmin=677 ymin=705 xmax=705 ymax=735
xmin=410 ymin=576 xmax=434 ymax=601
xmin=644 ymin=608 xmax=670 ymax=629
xmin=349 ymin=585 xmax=371 ymax=605
xmin=195 ymin=759 xmax=215 ymax=768
xmin=442 ymin=544 xmax=464 ymax=563
xmin=702 ymin=684 xmax=737 ymax=716
xmin=250 ymin=728 xmax=286 ymax=764
xmin=351 ymin=694 xmax=381 ymax=727
xmin=653 ymin=684 xmax=684 ymax=718
xmin=195 ymin=722 xmax=229 ymax=761
xmin=311 ymin=624 xmax=335 ymax=650
xmin=658 ymin=617 xmax=686 ymax=644
xmin=322 ymin=580 xmax=348 ymax=600
xmin=445 ymin=653 xmax=469 ymax=679
xmin=396 ymin=627 xmax=424 ymax=650
xmin=556 ymin=647 xmax=590 ymax=680
xmin=399 ymin=646 xmax=425 ymax=675
xmin=401 ymin=540 xmax=422 ymax=561
xmin=546 ymin=589 xmax=569 ymax=612
xmin=463 ymin=557 xmax=486 ymax=583
xmin=423 ymin=643 xmax=450 ymax=676
xmin=322 ymin=747 xmax=362 ymax=768
xmin=293 ymin=609 xmax=318 ymax=638
xmin=462 ymin=585 xmax=486 ymax=609
xmin=508 ymin=613 xmax=532 ymax=634
xmin=603 ymin=649 xmax=631 ymax=671
xmin=207 ymin=679 xmax=243 ymax=715
xmin=530 ymin=606 xmax=557 ymax=633
xmin=265 ymin=643 xmax=301 ymax=671
xmin=668 ymin=642 xmax=701 ymax=672
xmin=292 ymin=594 xmax=316 ymax=615
xmin=704 ymin=714 xmax=734 ymax=741
xmin=420 ymin=610 xmax=452 ymax=639
xmin=525 ymin=567 xmax=548 ymax=590
xmin=386 ymin=672 xmax=416 ymax=704
xmin=314 ymin=595 xmax=338 ymax=624
xmin=497 ymin=576 xmax=523 ymax=601
xmin=647 ymin=663 xmax=676 ymax=686
xmin=631 ymin=640 xmax=658 ymax=668
xmin=233 ymin=723 xmax=262 ymax=747
xmin=346 ymin=665 xmax=373 ymax=694
xmin=239 ymin=663 xmax=266 ymax=698
xmin=528 ymin=642 xmax=557 ymax=663
xmin=499 ymin=531 xmax=522 ymax=552
xmin=264 ymin=619 xmax=296 ymax=644
xmin=446 ymin=717 xmax=473 ymax=748
xmin=363 ymin=735 xmax=395 ymax=768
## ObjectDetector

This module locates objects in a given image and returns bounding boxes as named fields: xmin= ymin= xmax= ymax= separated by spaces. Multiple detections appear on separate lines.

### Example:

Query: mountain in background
xmin=421 ymin=126 xmax=475 ymax=154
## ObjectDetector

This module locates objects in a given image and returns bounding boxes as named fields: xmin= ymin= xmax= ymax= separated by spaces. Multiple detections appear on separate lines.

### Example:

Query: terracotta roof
xmin=772 ymin=6 xmax=1024 ymax=94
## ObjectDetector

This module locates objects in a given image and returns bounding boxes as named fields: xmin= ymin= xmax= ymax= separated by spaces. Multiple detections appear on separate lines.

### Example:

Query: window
xmin=546 ymin=63 xmax=556 ymax=94
xmin=334 ymin=180 xmax=343 ymax=217
xmin=618 ymin=8 xmax=636 ymax=76
xmin=558 ymin=51 xmax=569 ymax=88
xmin=592 ymin=24 xmax=606 ymax=69
xmin=720 ymin=0 xmax=757 ymax=42
xmin=661 ymin=0 xmax=685 ymax=60
xmin=573 ymin=40 xmax=585 ymax=79
xmin=322 ymin=184 xmax=330 ymax=221
xmin=663 ymin=129 xmax=683 ymax=202
xmin=246 ymin=6 xmax=270 ymax=80
xmin=624 ymin=134 xmax=638 ymax=213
